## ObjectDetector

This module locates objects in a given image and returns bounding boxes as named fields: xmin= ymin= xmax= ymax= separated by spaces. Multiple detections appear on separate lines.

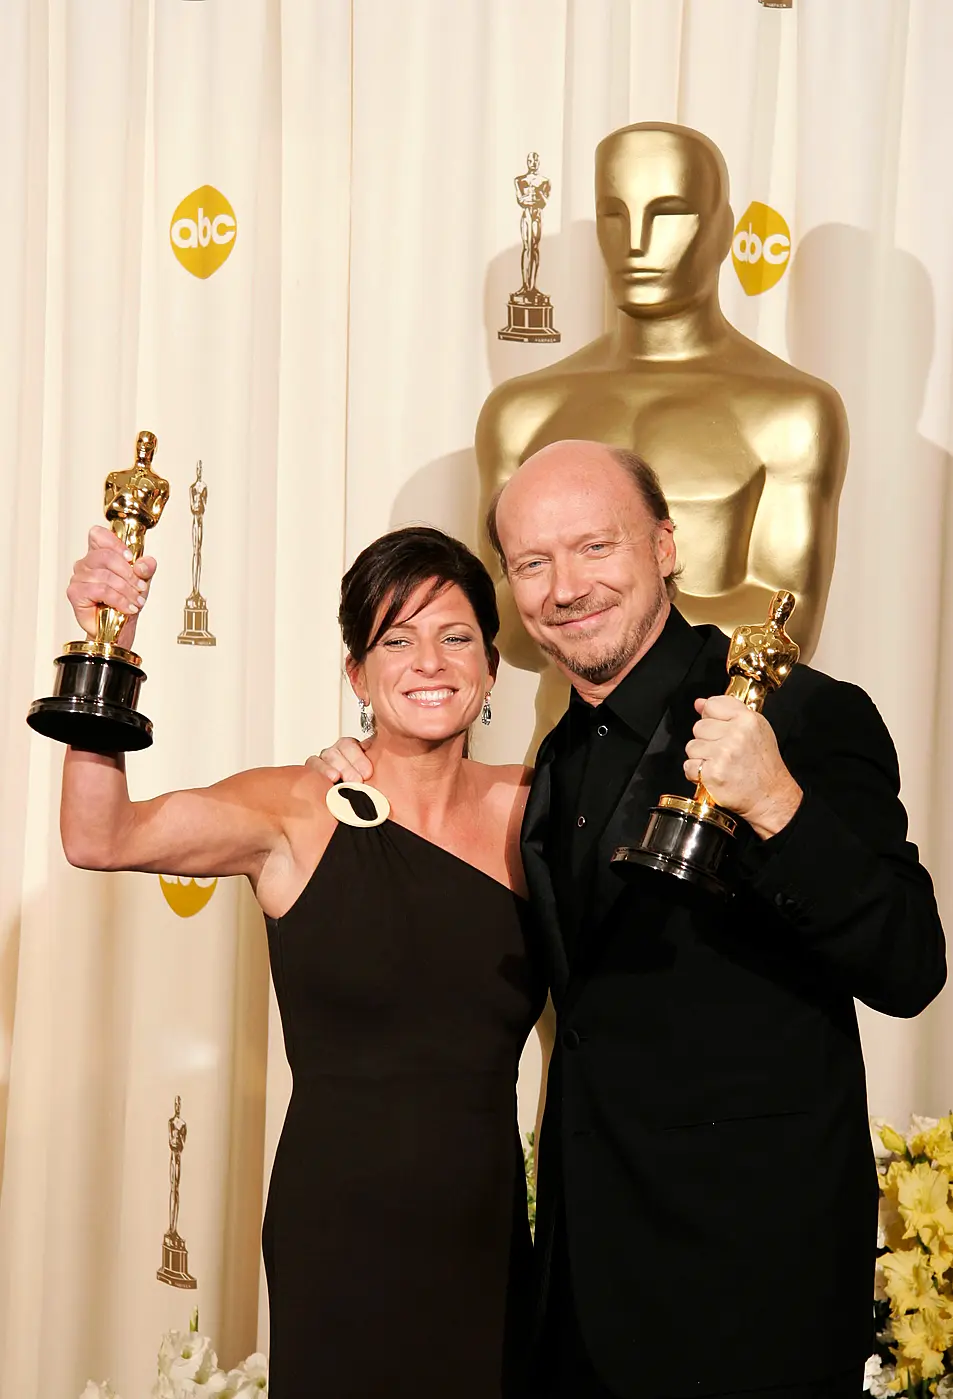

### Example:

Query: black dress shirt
xmin=549 ymin=607 xmax=700 ymax=952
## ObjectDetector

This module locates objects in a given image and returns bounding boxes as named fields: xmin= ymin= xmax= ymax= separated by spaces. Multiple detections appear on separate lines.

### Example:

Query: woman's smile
xmin=403 ymin=687 xmax=457 ymax=706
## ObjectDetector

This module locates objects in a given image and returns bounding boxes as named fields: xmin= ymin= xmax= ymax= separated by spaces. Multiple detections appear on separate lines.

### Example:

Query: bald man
xmin=313 ymin=440 xmax=945 ymax=1399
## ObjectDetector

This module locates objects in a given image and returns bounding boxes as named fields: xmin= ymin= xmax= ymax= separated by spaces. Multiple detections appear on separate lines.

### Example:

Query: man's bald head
xmin=485 ymin=440 xmax=678 ymax=689
xmin=486 ymin=440 xmax=677 ymax=600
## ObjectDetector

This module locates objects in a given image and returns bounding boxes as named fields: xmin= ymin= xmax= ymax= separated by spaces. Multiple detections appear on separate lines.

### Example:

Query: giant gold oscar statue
xmin=476 ymin=123 xmax=848 ymax=756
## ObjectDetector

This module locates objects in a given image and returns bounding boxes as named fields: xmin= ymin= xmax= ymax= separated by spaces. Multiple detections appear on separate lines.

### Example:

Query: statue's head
xmin=595 ymin=123 xmax=733 ymax=317
xmin=527 ymin=151 xmax=540 ymax=173
xmin=135 ymin=430 xmax=157 ymax=465
xmin=196 ymin=461 xmax=203 ymax=480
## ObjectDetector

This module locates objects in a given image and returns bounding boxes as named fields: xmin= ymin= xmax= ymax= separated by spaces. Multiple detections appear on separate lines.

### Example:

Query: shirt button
xmin=577 ymin=815 xmax=586 ymax=828
xmin=597 ymin=724 xmax=608 ymax=737
xmin=562 ymin=1029 xmax=581 ymax=1050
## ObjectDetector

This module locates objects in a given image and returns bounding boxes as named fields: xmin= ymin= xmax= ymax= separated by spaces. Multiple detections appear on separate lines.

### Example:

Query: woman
xmin=62 ymin=523 xmax=549 ymax=1398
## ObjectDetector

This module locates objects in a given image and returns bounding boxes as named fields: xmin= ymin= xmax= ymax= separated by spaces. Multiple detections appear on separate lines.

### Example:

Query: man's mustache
xmin=540 ymin=594 xmax=615 ymax=628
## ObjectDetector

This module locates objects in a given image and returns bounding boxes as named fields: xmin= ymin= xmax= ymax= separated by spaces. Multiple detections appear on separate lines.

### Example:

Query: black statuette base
xmin=27 ymin=651 xmax=153 ymax=752
xmin=611 ymin=804 xmax=733 ymax=899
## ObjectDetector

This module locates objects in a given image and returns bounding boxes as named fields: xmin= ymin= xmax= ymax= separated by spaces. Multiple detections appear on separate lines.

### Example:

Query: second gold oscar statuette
xmin=611 ymin=591 xmax=800 ymax=898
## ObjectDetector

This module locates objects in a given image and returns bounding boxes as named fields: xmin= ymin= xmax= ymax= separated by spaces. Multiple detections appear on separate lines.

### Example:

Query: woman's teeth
xmin=405 ymin=689 xmax=455 ymax=705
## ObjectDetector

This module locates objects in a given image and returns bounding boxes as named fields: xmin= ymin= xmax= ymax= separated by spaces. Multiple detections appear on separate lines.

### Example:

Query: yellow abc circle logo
xmin=731 ymin=201 xmax=791 ymax=296
xmin=170 ymin=185 xmax=237 ymax=279
xmin=159 ymin=874 xmax=218 ymax=918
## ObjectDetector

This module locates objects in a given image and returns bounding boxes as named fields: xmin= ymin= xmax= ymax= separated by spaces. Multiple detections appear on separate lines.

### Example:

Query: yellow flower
xmin=881 ymin=1161 xmax=916 ymax=1251
xmin=882 ymin=1248 xmax=943 ymax=1318
xmin=893 ymin=1351 xmax=923 ymax=1392
xmin=893 ymin=1306 xmax=953 ymax=1379
xmin=911 ymin=1119 xmax=953 ymax=1171
xmin=881 ymin=1123 xmax=910 ymax=1157
xmin=883 ymin=1159 xmax=913 ymax=1193
xmin=897 ymin=1163 xmax=953 ymax=1253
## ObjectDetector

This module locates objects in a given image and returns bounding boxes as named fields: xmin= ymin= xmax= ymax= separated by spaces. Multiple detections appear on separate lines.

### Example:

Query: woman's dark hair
xmin=339 ymin=526 xmax=500 ymax=664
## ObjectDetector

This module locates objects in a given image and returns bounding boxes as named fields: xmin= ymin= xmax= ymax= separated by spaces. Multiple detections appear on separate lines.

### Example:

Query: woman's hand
xmin=67 ymin=526 xmax=156 ymax=639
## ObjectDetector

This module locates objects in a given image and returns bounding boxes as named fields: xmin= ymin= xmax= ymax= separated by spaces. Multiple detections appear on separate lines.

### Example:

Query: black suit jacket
xmin=522 ymin=617 xmax=946 ymax=1398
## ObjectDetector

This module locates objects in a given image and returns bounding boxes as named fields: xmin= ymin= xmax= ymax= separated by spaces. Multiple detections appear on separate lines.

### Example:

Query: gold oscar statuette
xmin=611 ymin=591 xmax=800 ymax=898
xmin=27 ymin=430 xmax=170 ymax=752
xmin=157 ymin=1095 xmax=197 ymax=1289
xmin=177 ymin=460 xmax=215 ymax=645
xmin=498 ymin=151 xmax=561 ymax=344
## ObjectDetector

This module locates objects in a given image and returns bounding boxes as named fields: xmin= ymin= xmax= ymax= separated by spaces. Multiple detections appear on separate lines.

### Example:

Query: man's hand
xmin=67 ymin=526 xmax=156 ymax=639
xmin=306 ymin=738 xmax=374 ymax=785
xmin=684 ymin=695 xmax=803 ymax=840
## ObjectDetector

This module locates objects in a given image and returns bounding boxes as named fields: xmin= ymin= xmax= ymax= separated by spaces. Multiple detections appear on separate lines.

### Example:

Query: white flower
xmin=236 ymin=1354 xmax=267 ymax=1388
xmin=154 ymin=1328 xmax=219 ymax=1397
xmin=80 ymin=1384 xmax=121 ymax=1399
xmin=153 ymin=1374 xmax=229 ymax=1399
xmin=188 ymin=1378 xmax=230 ymax=1399
xmin=863 ymin=1355 xmax=897 ymax=1398
xmin=209 ymin=1352 xmax=267 ymax=1397
xmin=910 ymin=1114 xmax=940 ymax=1136
xmin=217 ymin=1359 xmax=267 ymax=1398
xmin=935 ymin=1377 xmax=953 ymax=1399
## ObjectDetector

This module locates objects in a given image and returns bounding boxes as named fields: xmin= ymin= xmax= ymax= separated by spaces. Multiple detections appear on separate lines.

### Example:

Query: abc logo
xmin=170 ymin=185 xmax=237 ymax=279
xmin=731 ymin=201 xmax=791 ymax=296
xmin=159 ymin=874 xmax=218 ymax=918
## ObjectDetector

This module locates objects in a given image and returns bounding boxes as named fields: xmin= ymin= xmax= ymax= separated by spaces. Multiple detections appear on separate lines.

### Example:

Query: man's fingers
xmin=328 ymin=752 xmax=373 ymax=784
xmin=692 ymin=716 xmax=728 ymax=742
xmin=327 ymin=738 xmax=373 ymax=781
xmin=697 ymin=694 xmax=748 ymax=720
xmin=305 ymin=739 xmax=374 ymax=785
xmin=305 ymin=755 xmax=343 ymax=782
xmin=683 ymin=755 xmax=708 ymax=785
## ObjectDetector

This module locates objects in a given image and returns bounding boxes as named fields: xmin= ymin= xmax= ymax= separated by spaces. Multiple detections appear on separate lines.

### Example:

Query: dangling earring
xmin=359 ymin=699 xmax=373 ymax=736
xmin=481 ymin=693 xmax=492 ymax=727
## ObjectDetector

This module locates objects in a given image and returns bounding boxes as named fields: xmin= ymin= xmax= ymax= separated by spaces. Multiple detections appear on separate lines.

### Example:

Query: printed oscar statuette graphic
xmin=27 ymin=430 xmax=170 ymax=752
xmin=498 ymin=152 xmax=561 ymax=344
xmin=157 ymin=1095 xmax=197 ymax=1289
xmin=177 ymin=460 xmax=215 ymax=645
xmin=611 ymin=591 xmax=800 ymax=898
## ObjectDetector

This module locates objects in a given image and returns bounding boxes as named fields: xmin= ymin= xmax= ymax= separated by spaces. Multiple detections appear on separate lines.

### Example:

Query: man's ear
xmin=657 ymin=519 xmax=677 ymax=580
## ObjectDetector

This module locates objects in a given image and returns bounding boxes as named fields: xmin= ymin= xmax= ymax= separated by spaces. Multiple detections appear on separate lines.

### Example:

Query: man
xmin=316 ymin=439 xmax=946 ymax=1399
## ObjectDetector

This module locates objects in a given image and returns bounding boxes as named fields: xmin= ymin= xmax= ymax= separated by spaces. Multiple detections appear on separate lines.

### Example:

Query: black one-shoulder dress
xmin=263 ymin=814 xmax=543 ymax=1397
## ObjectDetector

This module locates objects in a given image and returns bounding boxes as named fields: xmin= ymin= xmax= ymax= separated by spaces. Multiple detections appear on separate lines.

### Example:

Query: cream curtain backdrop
xmin=0 ymin=0 xmax=951 ymax=1395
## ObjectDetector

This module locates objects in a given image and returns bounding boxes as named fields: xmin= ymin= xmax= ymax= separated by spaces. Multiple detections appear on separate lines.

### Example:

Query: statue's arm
xmin=678 ymin=386 xmax=848 ymax=662
xmin=475 ymin=386 xmax=550 ymax=674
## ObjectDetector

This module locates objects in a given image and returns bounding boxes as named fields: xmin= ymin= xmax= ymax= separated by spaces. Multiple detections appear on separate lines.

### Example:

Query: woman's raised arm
xmin=61 ymin=748 xmax=297 ymax=881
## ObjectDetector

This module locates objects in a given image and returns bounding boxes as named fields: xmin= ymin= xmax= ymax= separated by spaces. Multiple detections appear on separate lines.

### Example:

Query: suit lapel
xmin=521 ymin=729 xmax=570 ymax=1004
